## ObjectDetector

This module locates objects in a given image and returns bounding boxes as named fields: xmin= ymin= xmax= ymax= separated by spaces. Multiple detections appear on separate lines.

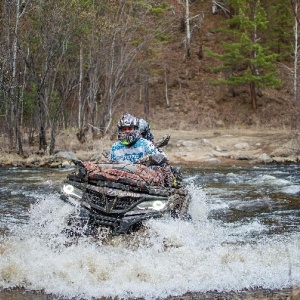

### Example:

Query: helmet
xmin=117 ymin=113 xmax=140 ymax=146
xmin=138 ymin=119 xmax=150 ymax=135
xmin=117 ymin=113 xmax=138 ymax=129
xmin=138 ymin=118 xmax=154 ymax=142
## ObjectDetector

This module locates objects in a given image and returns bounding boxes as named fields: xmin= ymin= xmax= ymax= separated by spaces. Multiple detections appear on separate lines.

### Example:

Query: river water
xmin=0 ymin=164 xmax=299 ymax=299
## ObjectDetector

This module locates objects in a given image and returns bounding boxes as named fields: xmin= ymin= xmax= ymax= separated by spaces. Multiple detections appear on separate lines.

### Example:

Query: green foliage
xmin=208 ymin=0 xmax=282 ymax=92
xmin=148 ymin=2 xmax=169 ymax=16
xmin=224 ymin=0 xmax=294 ymax=58
xmin=153 ymin=29 xmax=172 ymax=44
xmin=263 ymin=0 xmax=293 ymax=57
xmin=70 ymin=0 xmax=94 ymax=8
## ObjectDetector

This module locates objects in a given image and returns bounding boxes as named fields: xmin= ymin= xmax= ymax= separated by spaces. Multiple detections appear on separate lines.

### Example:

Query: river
xmin=0 ymin=164 xmax=299 ymax=300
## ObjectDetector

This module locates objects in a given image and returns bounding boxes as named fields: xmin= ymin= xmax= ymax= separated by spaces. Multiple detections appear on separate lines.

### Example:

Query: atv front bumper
xmin=60 ymin=194 xmax=163 ymax=235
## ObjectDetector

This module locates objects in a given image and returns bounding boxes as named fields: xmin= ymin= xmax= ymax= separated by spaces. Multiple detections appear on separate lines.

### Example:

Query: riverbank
xmin=0 ymin=129 xmax=299 ymax=167
xmin=1 ymin=286 xmax=299 ymax=300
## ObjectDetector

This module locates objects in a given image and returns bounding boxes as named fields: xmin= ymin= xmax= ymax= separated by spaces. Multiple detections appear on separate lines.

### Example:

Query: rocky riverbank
xmin=1 ymin=286 xmax=300 ymax=300
xmin=0 ymin=129 xmax=299 ymax=168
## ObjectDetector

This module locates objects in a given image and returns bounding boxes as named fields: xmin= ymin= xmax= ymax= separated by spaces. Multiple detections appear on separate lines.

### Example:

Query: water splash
xmin=0 ymin=184 xmax=300 ymax=300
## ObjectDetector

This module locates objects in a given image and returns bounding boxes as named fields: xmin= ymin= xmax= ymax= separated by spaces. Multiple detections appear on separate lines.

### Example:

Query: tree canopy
xmin=0 ymin=0 xmax=299 ymax=154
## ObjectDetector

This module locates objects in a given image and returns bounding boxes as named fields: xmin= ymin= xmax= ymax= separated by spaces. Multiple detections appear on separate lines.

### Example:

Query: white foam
xmin=252 ymin=175 xmax=291 ymax=186
xmin=0 ymin=190 xmax=300 ymax=300
xmin=281 ymin=185 xmax=300 ymax=195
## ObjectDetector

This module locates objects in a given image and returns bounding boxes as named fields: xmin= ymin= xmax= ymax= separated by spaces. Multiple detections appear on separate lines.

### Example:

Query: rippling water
xmin=0 ymin=164 xmax=299 ymax=299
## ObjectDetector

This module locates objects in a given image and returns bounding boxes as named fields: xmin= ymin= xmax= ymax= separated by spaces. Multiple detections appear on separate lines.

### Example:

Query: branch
xmin=88 ymin=124 xmax=102 ymax=131
xmin=276 ymin=62 xmax=293 ymax=74
xmin=190 ymin=13 xmax=204 ymax=21
xmin=212 ymin=1 xmax=230 ymax=17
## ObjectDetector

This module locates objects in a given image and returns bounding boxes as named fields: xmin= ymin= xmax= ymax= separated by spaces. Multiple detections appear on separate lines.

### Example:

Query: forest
xmin=0 ymin=0 xmax=300 ymax=156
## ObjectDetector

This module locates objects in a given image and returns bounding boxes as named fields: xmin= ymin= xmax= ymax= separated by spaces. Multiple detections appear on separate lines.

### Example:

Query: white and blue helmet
xmin=117 ymin=113 xmax=138 ymax=129
xmin=117 ymin=113 xmax=140 ymax=146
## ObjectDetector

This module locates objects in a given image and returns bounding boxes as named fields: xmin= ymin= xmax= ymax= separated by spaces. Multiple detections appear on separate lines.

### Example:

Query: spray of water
xmin=0 ymin=184 xmax=299 ymax=300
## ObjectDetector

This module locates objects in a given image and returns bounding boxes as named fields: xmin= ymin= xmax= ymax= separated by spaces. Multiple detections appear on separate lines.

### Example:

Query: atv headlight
xmin=62 ymin=184 xmax=83 ymax=199
xmin=137 ymin=200 xmax=167 ymax=211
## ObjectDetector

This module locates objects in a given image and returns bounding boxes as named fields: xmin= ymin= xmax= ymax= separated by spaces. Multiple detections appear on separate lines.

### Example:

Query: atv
xmin=60 ymin=157 xmax=190 ymax=236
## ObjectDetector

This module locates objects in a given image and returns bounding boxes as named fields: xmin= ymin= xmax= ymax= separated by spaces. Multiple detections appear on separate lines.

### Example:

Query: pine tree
xmin=209 ymin=0 xmax=281 ymax=110
xmin=263 ymin=0 xmax=293 ymax=57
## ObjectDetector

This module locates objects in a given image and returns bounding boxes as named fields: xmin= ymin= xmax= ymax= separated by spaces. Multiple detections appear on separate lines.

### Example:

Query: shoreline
xmin=0 ymin=129 xmax=299 ymax=168
xmin=0 ymin=286 xmax=298 ymax=300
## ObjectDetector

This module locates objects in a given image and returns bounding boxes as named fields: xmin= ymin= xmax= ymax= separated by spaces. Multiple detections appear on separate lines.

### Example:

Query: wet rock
xmin=234 ymin=154 xmax=256 ymax=160
xmin=34 ymin=151 xmax=78 ymax=168
xmin=273 ymin=156 xmax=299 ymax=163
xmin=53 ymin=151 xmax=77 ymax=160
xmin=256 ymin=153 xmax=273 ymax=164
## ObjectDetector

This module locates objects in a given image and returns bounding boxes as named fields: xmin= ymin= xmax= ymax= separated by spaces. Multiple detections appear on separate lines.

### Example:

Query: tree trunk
xmin=15 ymin=82 xmax=24 ymax=155
xmin=291 ymin=0 xmax=299 ymax=129
xmin=37 ymin=90 xmax=47 ymax=151
xmin=11 ymin=0 xmax=24 ymax=155
xmin=143 ymin=74 xmax=150 ymax=116
xmin=185 ymin=0 xmax=191 ymax=60
xmin=99 ymin=103 xmax=112 ymax=136
xmin=91 ymin=103 xmax=98 ymax=139
xmin=78 ymin=43 xmax=84 ymax=130
xmin=249 ymin=81 xmax=257 ymax=110
xmin=49 ymin=126 xmax=56 ymax=155
xmin=164 ymin=65 xmax=170 ymax=107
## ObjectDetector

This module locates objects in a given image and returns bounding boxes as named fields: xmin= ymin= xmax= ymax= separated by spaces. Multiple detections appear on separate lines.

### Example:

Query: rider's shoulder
xmin=138 ymin=137 xmax=154 ymax=146
xmin=111 ymin=140 xmax=124 ymax=149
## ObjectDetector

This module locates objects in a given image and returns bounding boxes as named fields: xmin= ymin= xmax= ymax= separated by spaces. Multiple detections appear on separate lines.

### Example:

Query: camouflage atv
xmin=60 ymin=156 xmax=190 ymax=236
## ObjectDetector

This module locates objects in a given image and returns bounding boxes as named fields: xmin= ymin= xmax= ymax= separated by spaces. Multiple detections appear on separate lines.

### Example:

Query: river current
xmin=0 ymin=164 xmax=299 ymax=299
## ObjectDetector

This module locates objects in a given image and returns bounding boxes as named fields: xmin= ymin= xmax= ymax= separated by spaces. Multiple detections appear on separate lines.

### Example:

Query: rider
xmin=138 ymin=118 xmax=170 ymax=149
xmin=138 ymin=118 xmax=154 ymax=143
xmin=110 ymin=112 xmax=181 ymax=188
xmin=110 ymin=113 xmax=164 ymax=163
xmin=138 ymin=117 xmax=180 ymax=186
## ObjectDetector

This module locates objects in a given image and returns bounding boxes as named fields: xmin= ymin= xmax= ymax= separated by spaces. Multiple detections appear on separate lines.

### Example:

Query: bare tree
xmin=180 ymin=0 xmax=204 ymax=60
xmin=185 ymin=0 xmax=191 ymax=59
xmin=98 ymin=1 xmax=151 ymax=135
xmin=164 ymin=64 xmax=170 ymax=107
xmin=291 ymin=0 xmax=300 ymax=129
xmin=76 ymin=19 xmax=102 ymax=141
xmin=22 ymin=0 xmax=76 ymax=153
xmin=1 ymin=0 xmax=29 ymax=155
xmin=78 ymin=43 xmax=84 ymax=131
